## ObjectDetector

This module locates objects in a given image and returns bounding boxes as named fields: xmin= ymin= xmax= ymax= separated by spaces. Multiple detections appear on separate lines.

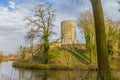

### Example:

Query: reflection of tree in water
xmin=15 ymin=68 xmax=120 ymax=80
xmin=18 ymin=68 xmax=31 ymax=80
xmin=64 ymin=70 xmax=98 ymax=80
xmin=32 ymin=70 xmax=98 ymax=80
xmin=43 ymin=71 xmax=48 ymax=80
xmin=34 ymin=70 xmax=49 ymax=80
xmin=80 ymin=70 xmax=98 ymax=80
xmin=17 ymin=69 xmax=99 ymax=80
xmin=1 ymin=62 xmax=120 ymax=80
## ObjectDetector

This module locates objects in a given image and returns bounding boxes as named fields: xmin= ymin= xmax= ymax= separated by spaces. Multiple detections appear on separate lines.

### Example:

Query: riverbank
xmin=12 ymin=56 xmax=120 ymax=70
xmin=12 ymin=61 xmax=75 ymax=70
xmin=12 ymin=61 xmax=120 ymax=71
xmin=0 ymin=54 xmax=20 ymax=63
xmin=12 ymin=47 xmax=120 ymax=70
xmin=12 ymin=59 xmax=96 ymax=70
xmin=12 ymin=47 xmax=92 ymax=70
xmin=0 ymin=59 xmax=9 ymax=62
xmin=0 ymin=61 xmax=119 ymax=80
xmin=0 ymin=59 xmax=19 ymax=63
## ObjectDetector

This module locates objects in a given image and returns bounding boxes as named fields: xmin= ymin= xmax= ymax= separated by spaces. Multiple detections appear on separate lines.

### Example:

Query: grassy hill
xmin=13 ymin=46 xmax=119 ymax=70
xmin=12 ymin=47 xmax=92 ymax=70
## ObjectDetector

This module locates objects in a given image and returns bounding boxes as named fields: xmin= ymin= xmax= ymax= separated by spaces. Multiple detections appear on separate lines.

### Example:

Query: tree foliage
xmin=78 ymin=11 xmax=120 ymax=57
xmin=78 ymin=11 xmax=96 ymax=63
xmin=105 ymin=19 xmax=120 ymax=56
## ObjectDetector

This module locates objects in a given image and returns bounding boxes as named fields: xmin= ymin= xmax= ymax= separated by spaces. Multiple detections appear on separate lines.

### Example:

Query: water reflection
xmin=0 ymin=62 xmax=119 ymax=80
xmin=18 ymin=70 xmax=98 ymax=80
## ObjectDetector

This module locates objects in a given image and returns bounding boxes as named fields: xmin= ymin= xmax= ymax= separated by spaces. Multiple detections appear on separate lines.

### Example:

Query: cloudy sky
xmin=0 ymin=0 xmax=119 ymax=55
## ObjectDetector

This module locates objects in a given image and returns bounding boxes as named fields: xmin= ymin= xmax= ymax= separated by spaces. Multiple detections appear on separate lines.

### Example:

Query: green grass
xmin=12 ymin=61 xmax=74 ymax=70
xmin=12 ymin=47 xmax=90 ymax=70
xmin=13 ymin=47 xmax=120 ymax=70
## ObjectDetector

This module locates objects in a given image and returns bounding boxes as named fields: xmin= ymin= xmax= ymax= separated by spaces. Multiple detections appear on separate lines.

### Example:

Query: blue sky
xmin=0 ymin=0 xmax=119 ymax=55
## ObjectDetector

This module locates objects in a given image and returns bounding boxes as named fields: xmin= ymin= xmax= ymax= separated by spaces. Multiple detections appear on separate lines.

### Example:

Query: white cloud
xmin=103 ymin=0 xmax=120 ymax=20
xmin=0 ymin=2 xmax=34 ymax=54
xmin=9 ymin=1 xmax=16 ymax=9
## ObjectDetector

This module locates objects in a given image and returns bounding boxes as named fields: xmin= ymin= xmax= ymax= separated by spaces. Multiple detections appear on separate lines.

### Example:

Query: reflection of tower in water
xmin=61 ymin=20 xmax=77 ymax=44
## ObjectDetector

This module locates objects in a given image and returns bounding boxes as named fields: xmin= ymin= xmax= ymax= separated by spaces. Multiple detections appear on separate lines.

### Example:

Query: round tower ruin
xmin=61 ymin=20 xmax=77 ymax=44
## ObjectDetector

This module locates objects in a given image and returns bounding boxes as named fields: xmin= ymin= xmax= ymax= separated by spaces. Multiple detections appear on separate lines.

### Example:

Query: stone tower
xmin=61 ymin=20 xmax=77 ymax=44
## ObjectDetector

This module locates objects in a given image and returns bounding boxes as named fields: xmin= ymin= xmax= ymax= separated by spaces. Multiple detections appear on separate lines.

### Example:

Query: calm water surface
xmin=0 ymin=61 xmax=120 ymax=80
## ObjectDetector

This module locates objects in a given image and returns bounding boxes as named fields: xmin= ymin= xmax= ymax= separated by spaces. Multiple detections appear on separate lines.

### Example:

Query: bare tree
xmin=25 ymin=28 xmax=36 ymax=54
xmin=25 ymin=3 xmax=56 ymax=64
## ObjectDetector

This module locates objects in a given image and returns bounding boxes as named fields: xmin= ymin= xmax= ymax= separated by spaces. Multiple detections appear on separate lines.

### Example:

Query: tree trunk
xmin=91 ymin=0 xmax=111 ymax=80
xmin=30 ymin=38 xmax=34 ymax=53
xmin=43 ymin=30 xmax=49 ymax=64
xmin=118 ymin=29 xmax=120 ymax=50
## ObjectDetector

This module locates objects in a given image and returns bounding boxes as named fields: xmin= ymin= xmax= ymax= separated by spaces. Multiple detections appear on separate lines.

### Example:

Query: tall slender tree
xmin=90 ymin=0 xmax=111 ymax=79
xmin=71 ymin=0 xmax=111 ymax=79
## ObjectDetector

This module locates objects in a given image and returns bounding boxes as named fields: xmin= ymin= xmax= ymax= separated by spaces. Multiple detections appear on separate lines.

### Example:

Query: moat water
xmin=0 ymin=61 xmax=120 ymax=80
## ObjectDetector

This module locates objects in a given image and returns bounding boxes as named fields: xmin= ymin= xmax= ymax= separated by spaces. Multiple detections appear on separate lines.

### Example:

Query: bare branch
xmin=24 ymin=3 xmax=56 ymax=46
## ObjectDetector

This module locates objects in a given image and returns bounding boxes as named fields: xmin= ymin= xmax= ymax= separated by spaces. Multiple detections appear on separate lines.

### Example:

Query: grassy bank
xmin=0 ymin=59 xmax=9 ymax=62
xmin=12 ymin=47 xmax=120 ymax=70
xmin=0 ymin=59 xmax=19 ymax=63
xmin=12 ymin=61 xmax=74 ymax=70
xmin=12 ymin=47 xmax=91 ymax=70
xmin=12 ymin=60 xmax=120 ymax=70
